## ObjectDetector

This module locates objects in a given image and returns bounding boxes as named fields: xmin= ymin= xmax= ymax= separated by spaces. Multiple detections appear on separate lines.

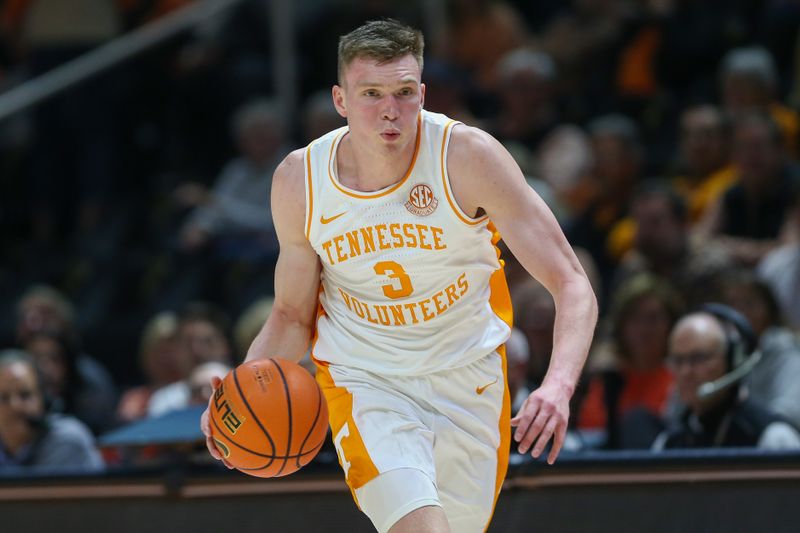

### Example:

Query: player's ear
xmin=420 ymin=83 xmax=425 ymax=110
xmin=332 ymin=85 xmax=347 ymax=118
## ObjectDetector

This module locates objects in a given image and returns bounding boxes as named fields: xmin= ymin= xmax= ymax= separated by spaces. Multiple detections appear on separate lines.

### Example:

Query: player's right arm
xmin=244 ymin=148 xmax=322 ymax=363
xmin=202 ymin=148 xmax=321 ymax=463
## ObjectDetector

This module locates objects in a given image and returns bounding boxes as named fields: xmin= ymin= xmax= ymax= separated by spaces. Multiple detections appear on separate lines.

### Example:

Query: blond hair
xmin=337 ymin=19 xmax=424 ymax=83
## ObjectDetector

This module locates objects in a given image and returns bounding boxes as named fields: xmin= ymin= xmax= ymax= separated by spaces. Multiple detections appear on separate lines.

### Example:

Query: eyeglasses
xmin=665 ymin=351 xmax=721 ymax=370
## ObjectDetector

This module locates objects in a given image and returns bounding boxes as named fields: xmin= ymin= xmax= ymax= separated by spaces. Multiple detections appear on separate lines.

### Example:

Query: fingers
xmin=511 ymin=392 xmax=568 ymax=462
xmin=510 ymin=398 xmax=529 ymax=427
xmin=512 ymin=396 xmax=537 ymax=439
xmin=205 ymin=436 xmax=235 ymax=469
xmin=206 ymin=435 xmax=223 ymax=460
xmin=530 ymin=417 xmax=558 ymax=459
xmin=201 ymin=402 xmax=234 ymax=468
xmin=517 ymin=408 xmax=549 ymax=454
xmin=547 ymin=423 xmax=567 ymax=465
xmin=210 ymin=375 xmax=222 ymax=388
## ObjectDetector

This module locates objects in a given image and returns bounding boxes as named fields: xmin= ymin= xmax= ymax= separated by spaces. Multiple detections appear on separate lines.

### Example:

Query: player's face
xmin=333 ymin=54 xmax=425 ymax=153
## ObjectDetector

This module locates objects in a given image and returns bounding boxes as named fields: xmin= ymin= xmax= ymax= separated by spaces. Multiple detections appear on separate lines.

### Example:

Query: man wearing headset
xmin=653 ymin=305 xmax=800 ymax=450
xmin=0 ymin=350 xmax=104 ymax=471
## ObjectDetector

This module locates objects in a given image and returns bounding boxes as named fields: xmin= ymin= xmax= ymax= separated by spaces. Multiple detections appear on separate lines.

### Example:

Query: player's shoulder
xmin=449 ymin=123 xmax=501 ymax=160
xmin=275 ymin=148 xmax=306 ymax=179
xmin=272 ymin=148 xmax=306 ymax=195
xmin=448 ymin=123 xmax=507 ymax=175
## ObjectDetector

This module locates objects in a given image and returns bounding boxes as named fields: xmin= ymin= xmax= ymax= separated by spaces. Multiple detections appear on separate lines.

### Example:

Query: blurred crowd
xmin=2 ymin=0 xmax=800 ymax=472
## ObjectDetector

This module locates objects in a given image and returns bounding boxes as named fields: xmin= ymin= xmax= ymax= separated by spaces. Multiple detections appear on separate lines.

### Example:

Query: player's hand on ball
xmin=510 ymin=381 xmax=570 ymax=464
xmin=201 ymin=375 xmax=234 ymax=469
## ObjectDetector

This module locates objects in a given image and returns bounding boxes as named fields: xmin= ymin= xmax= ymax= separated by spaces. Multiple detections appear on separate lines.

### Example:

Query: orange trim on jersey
xmin=309 ymin=285 xmax=326 ymax=349
xmin=484 ymin=222 xmax=512 ymax=531
xmin=327 ymin=114 xmax=422 ymax=199
xmin=315 ymin=363 xmax=380 ymax=506
xmin=485 ymin=344 xmax=511 ymax=533
xmin=487 ymin=221 xmax=513 ymax=328
xmin=304 ymin=145 xmax=314 ymax=240
xmin=440 ymin=121 xmax=490 ymax=226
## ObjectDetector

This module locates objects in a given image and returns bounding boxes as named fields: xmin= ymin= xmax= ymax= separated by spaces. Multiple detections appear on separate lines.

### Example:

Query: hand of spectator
xmin=201 ymin=375 xmax=234 ymax=469
xmin=510 ymin=381 xmax=570 ymax=464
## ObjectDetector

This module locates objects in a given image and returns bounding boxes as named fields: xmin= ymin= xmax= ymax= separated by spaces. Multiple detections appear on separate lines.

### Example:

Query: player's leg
xmin=388 ymin=505 xmax=450 ymax=533
xmin=316 ymin=363 xmax=447 ymax=533
xmin=429 ymin=349 xmax=511 ymax=533
xmin=357 ymin=468 xmax=450 ymax=533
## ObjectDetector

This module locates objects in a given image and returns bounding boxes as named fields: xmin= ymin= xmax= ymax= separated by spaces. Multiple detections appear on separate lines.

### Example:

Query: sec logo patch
xmin=405 ymin=183 xmax=438 ymax=216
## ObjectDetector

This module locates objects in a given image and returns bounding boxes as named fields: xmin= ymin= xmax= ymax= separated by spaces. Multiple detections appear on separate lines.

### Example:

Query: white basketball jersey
xmin=304 ymin=110 xmax=512 ymax=375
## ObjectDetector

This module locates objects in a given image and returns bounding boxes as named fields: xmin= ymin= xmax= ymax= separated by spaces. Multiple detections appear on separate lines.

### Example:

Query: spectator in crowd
xmin=187 ymin=361 xmax=232 ymax=407
xmin=419 ymin=58 xmax=480 ymax=127
xmin=720 ymin=46 xmax=799 ymax=156
xmin=567 ymin=114 xmax=644 ymax=291
xmin=1 ymin=0 xmax=124 ymax=244
xmin=577 ymin=274 xmax=682 ymax=449
xmin=16 ymin=284 xmax=76 ymax=343
xmin=21 ymin=329 xmax=117 ymax=435
xmin=490 ymin=47 xmax=559 ymax=149
xmin=0 ymin=350 xmax=104 ymax=471
xmin=715 ymin=270 xmax=800 ymax=427
xmin=757 ymin=193 xmax=800 ymax=329
xmin=535 ymin=124 xmax=593 ymax=221
xmin=653 ymin=308 xmax=800 ymax=450
xmin=116 ymin=311 xmax=181 ymax=423
xmin=654 ymin=0 xmax=757 ymax=111
xmin=671 ymin=105 xmax=736 ymax=225
xmin=147 ymin=302 xmax=234 ymax=417
xmin=538 ymin=0 xmax=629 ymax=121
xmin=698 ymin=112 xmax=800 ymax=265
xmin=15 ymin=285 xmax=117 ymax=434
xmin=613 ymin=181 xmax=731 ymax=308
xmin=176 ymin=98 xmax=288 ymax=258
xmin=163 ymin=98 xmax=291 ymax=313
xmin=434 ymin=0 xmax=528 ymax=93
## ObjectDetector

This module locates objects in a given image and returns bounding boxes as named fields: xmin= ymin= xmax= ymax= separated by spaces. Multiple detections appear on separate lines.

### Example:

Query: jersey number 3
xmin=373 ymin=261 xmax=413 ymax=299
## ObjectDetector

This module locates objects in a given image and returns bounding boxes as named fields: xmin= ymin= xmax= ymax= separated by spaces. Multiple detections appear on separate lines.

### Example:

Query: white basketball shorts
xmin=315 ymin=348 xmax=510 ymax=533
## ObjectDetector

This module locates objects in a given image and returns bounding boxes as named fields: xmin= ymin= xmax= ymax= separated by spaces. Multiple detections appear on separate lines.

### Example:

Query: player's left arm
xmin=448 ymin=125 xmax=598 ymax=463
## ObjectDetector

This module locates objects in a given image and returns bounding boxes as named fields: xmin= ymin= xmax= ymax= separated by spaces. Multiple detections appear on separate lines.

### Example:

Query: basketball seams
xmin=295 ymin=380 xmax=325 ymax=469
xmin=270 ymin=359 xmax=294 ymax=477
xmin=233 ymin=364 xmax=278 ymax=455
xmin=209 ymin=412 xmax=277 ymax=464
xmin=237 ymin=440 xmax=326 ymax=473
xmin=215 ymin=358 xmax=328 ymax=477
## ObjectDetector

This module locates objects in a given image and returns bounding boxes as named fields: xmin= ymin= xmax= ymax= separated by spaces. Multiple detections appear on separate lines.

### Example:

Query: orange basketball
xmin=208 ymin=358 xmax=329 ymax=478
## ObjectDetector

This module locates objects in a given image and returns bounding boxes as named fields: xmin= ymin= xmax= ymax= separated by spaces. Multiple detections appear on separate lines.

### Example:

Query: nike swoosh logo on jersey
xmin=476 ymin=378 xmax=499 ymax=395
xmin=320 ymin=212 xmax=347 ymax=224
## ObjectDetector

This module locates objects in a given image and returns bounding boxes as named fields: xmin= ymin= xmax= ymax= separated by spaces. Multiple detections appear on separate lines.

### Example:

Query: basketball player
xmin=201 ymin=20 xmax=597 ymax=533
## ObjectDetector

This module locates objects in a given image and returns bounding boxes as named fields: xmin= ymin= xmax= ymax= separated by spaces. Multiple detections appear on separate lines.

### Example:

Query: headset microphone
xmin=695 ymin=303 xmax=760 ymax=400
xmin=696 ymin=350 xmax=761 ymax=399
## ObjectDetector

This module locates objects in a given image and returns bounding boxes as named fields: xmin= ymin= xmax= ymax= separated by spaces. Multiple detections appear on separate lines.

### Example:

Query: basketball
xmin=208 ymin=358 xmax=329 ymax=478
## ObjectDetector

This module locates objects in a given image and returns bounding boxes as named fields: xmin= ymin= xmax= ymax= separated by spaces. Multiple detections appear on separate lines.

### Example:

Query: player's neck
xmin=336 ymin=131 xmax=417 ymax=192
